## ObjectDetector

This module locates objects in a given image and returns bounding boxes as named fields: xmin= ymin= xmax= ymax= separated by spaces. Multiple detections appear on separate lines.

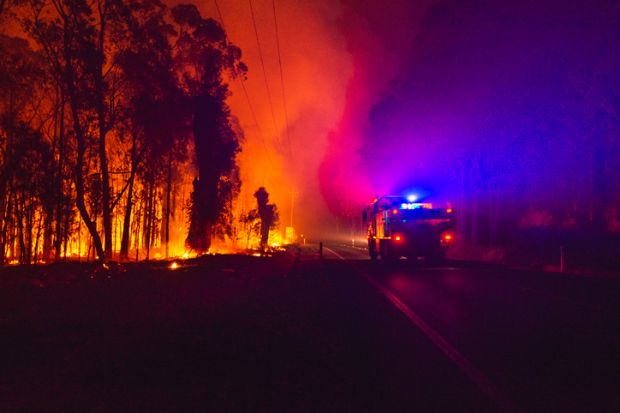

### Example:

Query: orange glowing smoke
xmin=188 ymin=0 xmax=352 ymax=238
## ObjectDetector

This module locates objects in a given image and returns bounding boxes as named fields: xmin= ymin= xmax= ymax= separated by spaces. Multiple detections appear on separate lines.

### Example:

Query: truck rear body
xmin=364 ymin=196 xmax=456 ymax=260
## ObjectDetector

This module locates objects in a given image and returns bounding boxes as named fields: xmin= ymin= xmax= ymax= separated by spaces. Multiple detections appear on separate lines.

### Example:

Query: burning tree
xmin=115 ymin=0 xmax=190 ymax=260
xmin=0 ymin=0 xmax=247 ymax=264
xmin=171 ymin=4 xmax=247 ymax=253
xmin=0 ymin=34 xmax=53 ymax=264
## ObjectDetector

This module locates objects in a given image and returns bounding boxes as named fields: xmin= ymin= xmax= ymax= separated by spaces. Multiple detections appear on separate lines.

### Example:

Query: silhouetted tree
xmin=26 ymin=0 xmax=112 ymax=260
xmin=115 ymin=0 xmax=188 ymax=259
xmin=0 ymin=34 xmax=53 ymax=264
xmin=171 ymin=4 xmax=246 ymax=253
xmin=1 ymin=0 xmax=249 ymax=264
xmin=254 ymin=187 xmax=278 ymax=248
xmin=239 ymin=209 xmax=260 ymax=249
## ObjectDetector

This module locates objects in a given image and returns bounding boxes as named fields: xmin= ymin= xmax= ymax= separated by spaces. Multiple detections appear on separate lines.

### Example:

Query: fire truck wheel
xmin=368 ymin=240 xmax=377 ymax=260
xmin=380 ymin=241 xmax=395 ymax=261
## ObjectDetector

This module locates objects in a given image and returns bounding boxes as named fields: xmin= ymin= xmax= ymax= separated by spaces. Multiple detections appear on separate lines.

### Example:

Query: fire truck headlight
xmin=407 ymin=194 xmax=418 ymax=202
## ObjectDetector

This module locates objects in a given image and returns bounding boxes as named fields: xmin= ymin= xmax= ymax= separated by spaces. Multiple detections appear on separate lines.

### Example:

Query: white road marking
xmin=324 ymin=246 xmax=521 ymax=413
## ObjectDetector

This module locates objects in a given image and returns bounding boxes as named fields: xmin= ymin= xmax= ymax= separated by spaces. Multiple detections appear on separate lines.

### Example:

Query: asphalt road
xmin=323 ymin=242 xmax=620 ymax=412
xmin=0 ymin=246 xmax=618 ymax=412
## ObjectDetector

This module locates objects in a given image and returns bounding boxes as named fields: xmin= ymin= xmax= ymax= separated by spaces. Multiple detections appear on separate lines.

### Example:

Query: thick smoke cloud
xmin=330 ymin=0 xmax=620 ymax=238
xmin=318 ymin=0 xmax=431 ymax=217
xmin=361 ymin=0 xmax=620 ymax=206
xmin=192 ymin=0 xmax=352 ymax=236
xmin=196 ymin=0 xmax=620 ymax=237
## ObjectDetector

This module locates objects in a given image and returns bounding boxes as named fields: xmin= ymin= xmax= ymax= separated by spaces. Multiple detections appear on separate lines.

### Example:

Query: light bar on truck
xmin=400 ymin=202 xmax=433 ymax=210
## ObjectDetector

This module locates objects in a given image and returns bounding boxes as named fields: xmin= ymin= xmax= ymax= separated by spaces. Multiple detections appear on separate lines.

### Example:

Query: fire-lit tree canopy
xmin=0 ymin=0 xmax=246 ymax=264
xmin=174 ymin=4 xmax=247 ymax=253
xmin=3 ymin=0 xmax=620 ymax=265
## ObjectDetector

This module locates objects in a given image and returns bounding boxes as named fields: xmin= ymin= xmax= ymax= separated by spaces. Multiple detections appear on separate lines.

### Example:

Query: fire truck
xmin=363 ymin=196 xmax=456 ymax=261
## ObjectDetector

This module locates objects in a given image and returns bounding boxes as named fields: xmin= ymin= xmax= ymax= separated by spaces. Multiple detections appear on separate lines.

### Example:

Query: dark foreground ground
xmin=1 ymin=245 xmax=619 ymax=412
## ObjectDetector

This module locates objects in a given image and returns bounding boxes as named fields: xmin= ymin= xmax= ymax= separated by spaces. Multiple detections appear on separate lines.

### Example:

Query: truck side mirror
xmin=362 ymin=211 xmax=367 ymax=223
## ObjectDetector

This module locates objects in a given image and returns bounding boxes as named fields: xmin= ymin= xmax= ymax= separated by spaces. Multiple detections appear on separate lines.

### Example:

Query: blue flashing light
xmin=400 ymin=202 xmax=433 ymax=210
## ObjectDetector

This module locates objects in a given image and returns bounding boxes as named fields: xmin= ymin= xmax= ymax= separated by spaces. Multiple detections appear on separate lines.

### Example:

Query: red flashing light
xmin=447 ymin=208 xmax=453 ymax=213
xmin=392 ymin=209 xmax=398 ymax=214
xmin=394 ymin=235 xmax=402 ymax=241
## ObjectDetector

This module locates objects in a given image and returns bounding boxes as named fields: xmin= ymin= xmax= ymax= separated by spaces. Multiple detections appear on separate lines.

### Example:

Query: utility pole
xmin=288 ymin=191 xmax=299 ymax=228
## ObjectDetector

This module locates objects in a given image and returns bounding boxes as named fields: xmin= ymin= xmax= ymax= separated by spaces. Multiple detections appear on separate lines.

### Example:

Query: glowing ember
xmin=169 ymin=262 xmax=179 ymax=270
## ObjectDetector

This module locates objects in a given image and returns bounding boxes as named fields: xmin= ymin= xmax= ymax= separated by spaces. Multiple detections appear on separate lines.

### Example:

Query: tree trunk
xmin=0 ymin=188 xmax=12 ymax=265
xmin=96 ymin=1 xmax=113 ymax=259
xmin=72 ymin=122 xmax=104 ymax=261
xmin=150 ymin=185 xmax=157 ymax=254
xmin=119 ymin=173 xmax=133 ymax=260
xmin=55 ymin=90 xmax=65 ymax=260
xmin=15 ymin=196 xmax=25 ymax=264
xmin=164 ymin=152 xmax=172 ymax=258
xmin=63 ymin=11 xmax=105 ymax=262
xmin=120 ymin=136 xmax=137 ymax=260
xmin=145 ymin=178 xmax=154 ymax=260
xmin=63 ymin=183 xmax=72 ymax=259
xmin=34 ymin=209 xmax=44 ymax=264
xmin=134 ymin=197 xmax=142 ymax=261
xmin=42 ymin=208 xmax=53 ymax=261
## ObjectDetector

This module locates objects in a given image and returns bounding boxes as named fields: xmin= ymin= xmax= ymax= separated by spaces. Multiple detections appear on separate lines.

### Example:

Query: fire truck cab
xmin=363 ymin=196 xmax=456 ymax=261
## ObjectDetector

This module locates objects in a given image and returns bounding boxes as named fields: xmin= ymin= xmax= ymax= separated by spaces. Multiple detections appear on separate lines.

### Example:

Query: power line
xmin=240 ymin=77 xmax=269 ymax=153
xmin=271 ymin=0 xmax=293 ymax=159
xmin=213 ymin=0 xmax=270 ymax=184
xmin=213 ymin=0 xmax=227 ymax=28
xmin=213 ymin=0 xmax=264 ymax=148
xmin=248 ymin=0 xmax=280 ymax=141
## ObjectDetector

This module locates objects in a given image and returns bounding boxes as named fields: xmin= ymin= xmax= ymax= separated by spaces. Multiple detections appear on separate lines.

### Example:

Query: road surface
xmin=323 ymin=242 xmax=620 ymax=412
xmin=0 ymin=245 xmax=618 ymax=412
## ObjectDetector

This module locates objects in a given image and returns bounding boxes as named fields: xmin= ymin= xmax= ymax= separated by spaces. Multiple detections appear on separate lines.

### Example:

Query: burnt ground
xmin=1 ymin=246 xmax=618 ymax=412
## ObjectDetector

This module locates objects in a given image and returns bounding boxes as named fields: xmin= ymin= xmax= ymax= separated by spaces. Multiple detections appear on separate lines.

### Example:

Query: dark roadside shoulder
xmin=0 ymin=252 xmax=497 ymax=412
